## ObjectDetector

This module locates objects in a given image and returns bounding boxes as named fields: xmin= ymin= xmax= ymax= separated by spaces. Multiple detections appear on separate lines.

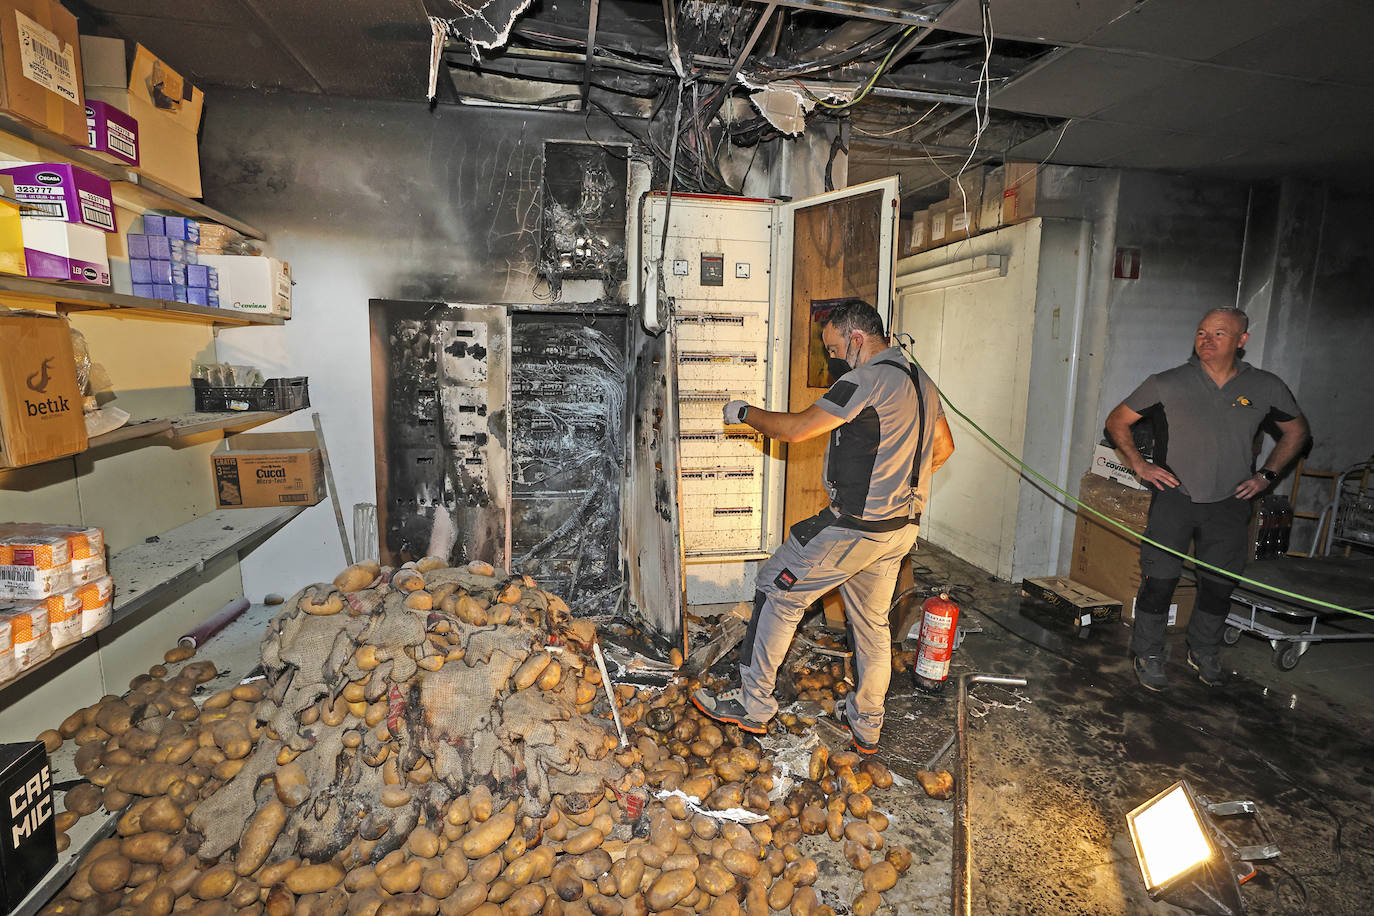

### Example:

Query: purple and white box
xmin=133 ymin=282 xmax=155 ymax=298
xmin=161 ymin=217 xmax=199 ymax=243
xmin=20 ymin=218 xmax=112 ymax=286
xmin=130 ymin=260 xmax=153 ymax=283
xmin=127 ymin=233 xmax=150 ymax=259
xmin=141 ymin=214 xmax=165 ymax=236
xmin=1 ymin=164 xmax=116 ymax=233
xmin=153 ymin=283 xmax=174 ymax=300
xmin=82 ymin=101 xmax=140 ymax=167
xmin=187 ymin=264 xmax=209 ymax=288
xmin=147 ymin=235 xmax=172 ymax=260
xmin=187 ymin=287 xmax=209 ymax=306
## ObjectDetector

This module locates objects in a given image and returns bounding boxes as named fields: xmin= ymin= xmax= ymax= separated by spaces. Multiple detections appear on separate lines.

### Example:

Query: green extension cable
xmin=894 ymin=340 xmax=1371 ymax=622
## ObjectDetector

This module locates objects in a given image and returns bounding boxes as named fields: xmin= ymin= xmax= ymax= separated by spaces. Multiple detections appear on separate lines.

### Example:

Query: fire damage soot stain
xmin=445 ymin=339 xmax=489 ymax=360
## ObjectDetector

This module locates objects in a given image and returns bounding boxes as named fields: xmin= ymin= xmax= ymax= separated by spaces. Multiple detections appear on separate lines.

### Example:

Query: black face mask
xmin=828 ymin=339 xmax=856 ymax=382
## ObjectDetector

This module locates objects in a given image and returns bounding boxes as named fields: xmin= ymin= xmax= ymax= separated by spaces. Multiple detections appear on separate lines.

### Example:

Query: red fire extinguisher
xmin=913 ymin=592 xmax=960 ymax=692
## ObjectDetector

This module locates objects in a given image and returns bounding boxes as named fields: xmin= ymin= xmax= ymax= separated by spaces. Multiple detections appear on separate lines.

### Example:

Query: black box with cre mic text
xmin=0 ymin=741 xmax=56 ymax=909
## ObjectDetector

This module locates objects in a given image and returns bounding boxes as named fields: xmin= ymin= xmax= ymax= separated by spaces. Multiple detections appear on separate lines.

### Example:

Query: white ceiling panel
xmin=1212 ymin=3 xmax=1374 ymax=86
xmin=1088 ymin=0 xmax=1319 ymax=61
xmin=935 ymin=0 xmax=1139 ymax=43
xmin=991 ymin=49 xmax=1193 ymax=119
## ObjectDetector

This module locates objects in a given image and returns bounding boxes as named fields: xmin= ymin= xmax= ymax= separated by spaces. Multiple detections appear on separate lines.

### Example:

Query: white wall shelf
xmin=0 ymin=276 xmax=283 ymax=327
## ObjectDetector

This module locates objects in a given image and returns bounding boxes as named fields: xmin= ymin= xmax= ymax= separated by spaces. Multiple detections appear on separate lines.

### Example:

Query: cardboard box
xmin=0 ymin=177 xmax=24 ymax=276
xmin=1090 ymin=442 xmax=1147 ymax=490
xmin=198 ymin=254 xmax=291 ymax=318
xmin=1 ymin=163 xmax=115 ymax=232
xmin=78 ymin=34 xmax=125 ymax=89
xmin=0 ymin=310 xmax=87 ymax=468
xmin=947 ymin=200 xmax=978 ymax=241
xmin=1021 ymin=575 xmax=1121 ymax=627
xmin=0 ymin=742 xmax=56 ymax=910
xmin=81 ymin=99 xmax=138 ymax=166
xmin=908 ymin=210 xmax=929 ymax=253
xmin=1002 ymin=161 xmax=1090 ymax=224
xmin=928 ymin=206 xmax=949 ymax=247
xmin=980 ymin=164 xmax=1005 ymax=230
xmin=212 ymin=432 xmax=324 ymax=509
xmin=85 ymin=45 xmax=203 ymax=197
xmin=1069 ymin=472 xmax=1197 ymax=628
xmin=0 ymin=0 xmax=85 ymax=145
xmin=19 ymin=217 xmax=110 ymax=284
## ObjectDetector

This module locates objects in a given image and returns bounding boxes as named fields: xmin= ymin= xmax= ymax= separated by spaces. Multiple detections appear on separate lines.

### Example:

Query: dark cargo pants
xmin=740 ymin=512 xmax=919 ymax=746
xmin=1132 ymin=486 xmax=1250 ymax=659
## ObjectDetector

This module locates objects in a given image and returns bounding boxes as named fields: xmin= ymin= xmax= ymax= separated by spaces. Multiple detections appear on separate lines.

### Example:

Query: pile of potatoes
xmin=36 ymin=558 xmax=919 ymax=915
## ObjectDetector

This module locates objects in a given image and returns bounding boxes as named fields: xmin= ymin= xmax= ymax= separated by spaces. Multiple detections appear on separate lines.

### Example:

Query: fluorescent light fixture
xmin=896 ymin=254 xmax=1006 ymax=293
xmin=1128 ymin=780 xmax=1216 ymax=894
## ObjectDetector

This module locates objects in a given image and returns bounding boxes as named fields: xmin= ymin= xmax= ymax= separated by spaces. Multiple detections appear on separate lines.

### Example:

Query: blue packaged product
xmin=206 ymin=267 xmax=218 ymax=290
xmin=147 ymin=235 xmax=172 ymax=260
xmin=153 ymin=283 xmax=174 ymax=300
xmin=142 ymin=214 xmax=165 ymax=236
xmin=170 ymin=263 xmax=187 ymax=285
xmin=127 ymin=234 xmax=149 ymax=259
xmin=168 ymin=238 xmax=187 ymax=262
xmin=207 ymin=289 xmax=219 ymax=307
xmin=132 ymin=282 xmax=155 ymax=298
xmin=130 ymin=259 xmax=154 ymax=283
xmin=187 ymin=287 xmax=209 ymax=306
xmin=172 ymin=284 xmax=188 ymax=302
xmin=149 ymin=260 xmax=173 ymax=285
xmin=187 ymin=264 xmax=209 ymax=287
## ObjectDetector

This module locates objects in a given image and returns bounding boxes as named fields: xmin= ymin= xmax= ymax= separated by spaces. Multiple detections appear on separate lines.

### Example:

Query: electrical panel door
xmin=641 ymin=196 xmax=785 ymax=560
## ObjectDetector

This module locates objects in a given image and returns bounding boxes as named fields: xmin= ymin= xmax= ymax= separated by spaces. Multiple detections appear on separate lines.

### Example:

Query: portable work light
xmin=1127 ymin=780 xmax=1216 ymax=893
xmin=1126 ymin=780 xmax=1281 ymax=916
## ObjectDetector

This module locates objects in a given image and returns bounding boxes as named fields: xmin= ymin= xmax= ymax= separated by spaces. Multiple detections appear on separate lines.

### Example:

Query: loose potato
xmin=846 ymin=793 xmax=873 ymax=818
xmin=789 ymin=886 xmax=818 ymax=916
xmin=646 ymin=869 xmax=696 ymax=911
xmin=852 ymin=890 xmax=882 ymax=916
xmin=87 ymin=852 xmax=132 ymax=893
xmin=470 ymin=785 xmax=493 ymax=822
xmin=286 ymin=863 xmax=346 ymax=895
xmin=843 ymin=821 xmax=883 ymax=851
xmin=511 ymin=653 xmax=552 ymax=690
xmin=502 ymin=884 xmax=546 ymax=916
xmin=861 ymin=861 xmax=897 ymax=894
xmin=193 ymin=865 xmax=237 ymax=900
xmin=563 ymin=827 xmax=604 ymax=855
xmin=38 ymin=729 xmax=62 ymax=753
xmin=378 ymin=859 xmax=422 ymax=894
xmin=766 ymin=878 xmax=795 ymax=911
xmin=460 ymin=806 xmax=516 ymax=858
xmin=808 ymin=746 xmax=828 ymax=782
xmin=164 ymin=645 xmax=195 ymax=664
xmin=843 ymin=840 xmax=872 ymax=871
xmin=696 ymin=858 xmax=734 ymax=897
xmin=916 ymin=769 xmax=954 ymax=800
xmin=275 ymin=761 xmax=310 ymax=808
xmin=885 ymin=846 xmax=913 ymax=874
xmin=236 ymin=800 xmax=288 ymax=876
xmin=121 ymin=831 xmax=173 ymax=864
xmin=64 ymin=782 xmax=102 ymax=816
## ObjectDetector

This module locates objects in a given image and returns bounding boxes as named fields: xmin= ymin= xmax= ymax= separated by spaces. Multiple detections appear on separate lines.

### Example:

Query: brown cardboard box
xmin=0 ymin=310 xmax=87 ymax=467
xmin=907 ymin=209 xmax=929 ymax=254
xmin=1070 ymin=472 xmax=1197 ymax=627
xmin=87 ymin=45 xmax=202 ymax=197
xmin=980 ymin=164 xmax=1005 ymax=230
xmin=928 ymin=205 xmax=949 ymax=248
xmin=211 ymin=432 xmax=325 ymax=509
xmin=0 ymin=0 xmax=86 ymax=144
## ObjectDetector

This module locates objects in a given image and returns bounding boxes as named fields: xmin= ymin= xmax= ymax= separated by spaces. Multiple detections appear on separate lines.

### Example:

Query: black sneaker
xmin=836 ymin=707 xmax=880 ymax=755
xmin=1187 ymin=650 xmax=1226 ymax=687
xmin=1133 ymin=655 xmax=1169 ymax=692
xmin=692 ymin=687 xmax=767 ymax=734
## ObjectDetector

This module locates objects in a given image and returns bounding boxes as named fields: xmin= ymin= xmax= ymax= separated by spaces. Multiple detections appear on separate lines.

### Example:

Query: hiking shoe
xmin=692 ymin=687 xmax=767 ymax=734
xmin=836 ymin=706 xmax=880 ymax=755
xmin=1187 ymin=650 xmax=1227 ymax=687
xmin=1133 ymin=655 xmax=1169 ymax=692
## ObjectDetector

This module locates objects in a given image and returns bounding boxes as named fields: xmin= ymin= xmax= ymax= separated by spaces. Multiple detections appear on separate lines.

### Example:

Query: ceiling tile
xmin=991 ymin=48 xmax=1192 ymax=118
xmin=82 ymin=0 xmax=242 ymax=27
xmin=1212 ymin=2 xmax=1374 ymax=86
xmin=101 ymin=14 xmax=320 ymax=93
xmin=1091 ymin=68 xmax=1300 ymax=136
xmin=936 ymin=0 xmax=1139 ymax=44
xmin=1088 ymin=0 xmax=1314 ymax=60
xmin=1003 ymin=119 xmax=1134 ymax=165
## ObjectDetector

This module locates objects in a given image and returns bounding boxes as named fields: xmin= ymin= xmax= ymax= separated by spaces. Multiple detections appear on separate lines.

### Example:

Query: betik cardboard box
xmin=198 ymin=254 xmax=291 ymax=318
xmin=81 ymin=99 xmax=139 ymax=166
xmin=1069 ymin=472 xmax=1197 ymax=628
xmin=85 ymin=44 xmax=203 ymax=198
xmin=0 ymin=163 xmax=116 ymax=232
xmin=0 ymin=310 xmax=87 ymax=468
xmin=0 ymin=0 xmax=86 ymax=145
xmin=212 ymin=432 xmax=324 ymax=509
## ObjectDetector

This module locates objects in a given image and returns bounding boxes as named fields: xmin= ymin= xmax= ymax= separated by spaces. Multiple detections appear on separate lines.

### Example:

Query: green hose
xmin=897 ymin=342 xmax=1371 ymax=622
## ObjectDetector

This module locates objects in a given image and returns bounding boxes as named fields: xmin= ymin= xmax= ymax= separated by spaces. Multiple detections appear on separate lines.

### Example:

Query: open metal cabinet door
xmin=623 ymin=311 xmax=687 ymax=656
xmin=772 ymin=177 xmax=900 ymax=536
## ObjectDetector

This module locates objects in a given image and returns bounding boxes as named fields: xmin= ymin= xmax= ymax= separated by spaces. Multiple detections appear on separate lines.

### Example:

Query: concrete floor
xmin=852 ymin=541 xmax=1374 ymax=915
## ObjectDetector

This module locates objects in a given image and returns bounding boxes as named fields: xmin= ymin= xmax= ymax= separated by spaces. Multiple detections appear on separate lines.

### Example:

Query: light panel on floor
xmin=1127 ymin=780 xmax=1215 ymax=893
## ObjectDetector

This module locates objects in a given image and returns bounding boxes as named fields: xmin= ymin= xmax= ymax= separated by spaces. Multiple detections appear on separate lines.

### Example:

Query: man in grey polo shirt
xmin=1106 ymin=307 xmax=1308 ymax=690
xmin=692 ymin=299 xmax=955 ymax=754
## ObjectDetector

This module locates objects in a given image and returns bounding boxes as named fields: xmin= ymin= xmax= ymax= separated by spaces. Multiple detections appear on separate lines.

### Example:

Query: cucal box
xmin=0 ymin=163 xmax=115 ymax=232
xmin=0 ymin=310 xmax=87 ymax=468
xmin=81 ymin=99 xmax=139 ymax=166
xmin=211 ymin=432 xmax=324 ymax=509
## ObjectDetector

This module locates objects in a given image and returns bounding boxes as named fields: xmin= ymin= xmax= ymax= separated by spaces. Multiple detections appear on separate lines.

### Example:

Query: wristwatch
xmin=1256 ymin=469 xmax=1277 ymax=482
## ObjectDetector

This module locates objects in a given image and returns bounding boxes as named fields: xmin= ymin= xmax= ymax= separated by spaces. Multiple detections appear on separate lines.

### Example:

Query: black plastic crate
xmin=193 ymin=377 xmax=310 ymax=412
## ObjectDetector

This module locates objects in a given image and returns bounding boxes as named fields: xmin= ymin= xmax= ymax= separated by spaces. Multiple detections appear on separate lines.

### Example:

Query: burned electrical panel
xmin=539 ymin=141 xmax=628 ymax=291
xmin=508 ymin=310 xmax=628 ymax=613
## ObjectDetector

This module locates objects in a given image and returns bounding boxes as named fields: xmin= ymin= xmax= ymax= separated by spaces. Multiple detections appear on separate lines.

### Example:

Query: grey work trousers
xmin=740 ymin=514 xmax=919 ymax=746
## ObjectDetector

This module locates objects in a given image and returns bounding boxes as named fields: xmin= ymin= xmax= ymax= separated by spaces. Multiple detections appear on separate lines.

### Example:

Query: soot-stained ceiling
xmin=72 ymin=0 xmax=1374 ymax=204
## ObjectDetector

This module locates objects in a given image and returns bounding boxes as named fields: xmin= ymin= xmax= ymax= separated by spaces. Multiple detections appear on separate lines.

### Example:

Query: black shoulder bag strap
xmin=873 ymin=358 xmax=927 ymax=490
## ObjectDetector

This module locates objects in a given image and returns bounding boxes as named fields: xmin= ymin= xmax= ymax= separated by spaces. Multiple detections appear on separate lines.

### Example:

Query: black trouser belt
xmin=835 ymin=512 xmax=920 ymax=532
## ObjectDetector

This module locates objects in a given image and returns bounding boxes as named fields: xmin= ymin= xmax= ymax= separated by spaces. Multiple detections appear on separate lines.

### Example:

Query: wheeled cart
xmin=1225 ymin=557 xmax=1374 ymax=670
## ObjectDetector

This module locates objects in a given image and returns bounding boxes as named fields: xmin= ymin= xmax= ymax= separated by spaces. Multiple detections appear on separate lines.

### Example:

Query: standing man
xmin=1106 ymin=307 xmax=1308 ymax=690
xmin=693 ymin=299 xmax=955 ymax=754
